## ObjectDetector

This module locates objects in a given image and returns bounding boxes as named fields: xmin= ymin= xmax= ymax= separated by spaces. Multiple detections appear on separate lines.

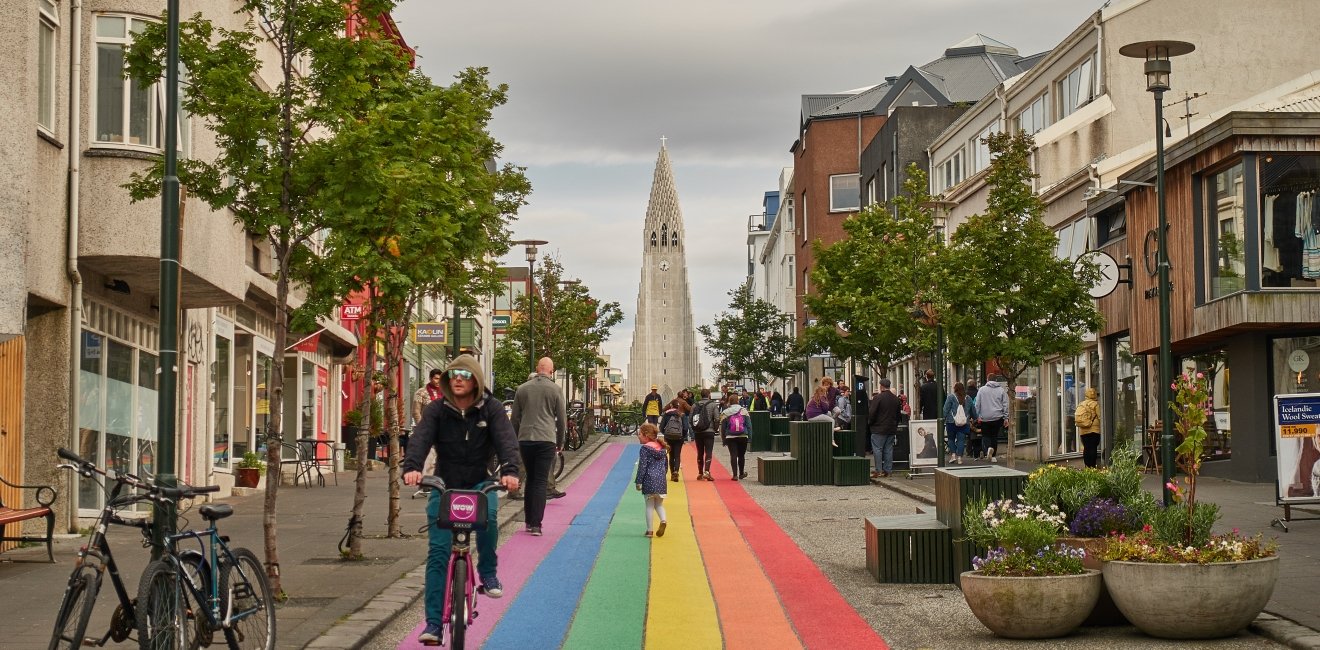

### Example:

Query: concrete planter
xmin=1102 ymin=556 xmax=1278 ymax=639
xmin=960 ymin=569 xmax=1101 ymax=639
xmin=1055 ymin=536 xmax=1127 ymax=626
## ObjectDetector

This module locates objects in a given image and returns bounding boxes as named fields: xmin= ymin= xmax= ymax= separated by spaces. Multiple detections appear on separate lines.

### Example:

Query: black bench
xmin=0 ymin=473 xmax=57 ymax=563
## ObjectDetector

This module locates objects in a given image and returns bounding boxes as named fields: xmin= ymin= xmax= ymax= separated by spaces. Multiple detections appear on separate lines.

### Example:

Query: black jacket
xmin=868 ymin=390 xmax=903 ymax=436
xmin=404 ymin=391 xmax=521 ymax=490
xmin=919 ymin=380 xmax=939 ymax=420
xmin=786 ymin=391 xmax=805 ymax=413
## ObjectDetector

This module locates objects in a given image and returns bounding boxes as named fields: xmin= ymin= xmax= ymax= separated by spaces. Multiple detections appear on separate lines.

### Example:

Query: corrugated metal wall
xmin=0 ymin=337 xmax=26 ymax=554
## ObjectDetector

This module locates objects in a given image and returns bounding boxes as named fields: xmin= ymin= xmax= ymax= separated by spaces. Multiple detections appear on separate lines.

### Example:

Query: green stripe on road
xmin=562 ymin=482 xmax=650 ymax=648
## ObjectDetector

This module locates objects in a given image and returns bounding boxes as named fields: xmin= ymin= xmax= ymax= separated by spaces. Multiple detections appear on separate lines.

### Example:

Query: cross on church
xmin=660 ymin=135 xmax=667 ymax=148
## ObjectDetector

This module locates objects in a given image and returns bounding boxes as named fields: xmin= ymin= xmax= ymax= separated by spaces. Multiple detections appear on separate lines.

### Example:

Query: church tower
xmin=627 ymin=140 xmax=701 ymax=401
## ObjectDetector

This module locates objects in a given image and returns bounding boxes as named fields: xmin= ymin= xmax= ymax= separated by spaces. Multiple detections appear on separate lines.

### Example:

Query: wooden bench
xmin=0 ymin=474 xmax=57 ymax=563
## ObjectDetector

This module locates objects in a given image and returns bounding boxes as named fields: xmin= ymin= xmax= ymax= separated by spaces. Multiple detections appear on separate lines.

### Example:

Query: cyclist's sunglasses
xmin=448 ymin=369 xmax=475 ymax=380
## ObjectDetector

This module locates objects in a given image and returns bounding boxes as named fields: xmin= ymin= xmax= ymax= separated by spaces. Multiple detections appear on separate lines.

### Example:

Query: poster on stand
xmin=909 ymin=419 xmax=939 ymax=467
xmin=1274 ymin=392 xmax=1320 ymax=504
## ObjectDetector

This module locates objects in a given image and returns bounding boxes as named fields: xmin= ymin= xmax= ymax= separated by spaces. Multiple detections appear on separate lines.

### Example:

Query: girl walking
xmin=721 ymin=395 xmax=751 ymax=480
xmin=943 ymin=382 xmax=977 ymax=465
xmin=635 ymin=423 xmax=668 ymax=537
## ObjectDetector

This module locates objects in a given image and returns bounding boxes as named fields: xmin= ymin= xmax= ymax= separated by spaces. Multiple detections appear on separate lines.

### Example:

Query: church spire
xmin=644 ymin=142 xmax=684 ymax=251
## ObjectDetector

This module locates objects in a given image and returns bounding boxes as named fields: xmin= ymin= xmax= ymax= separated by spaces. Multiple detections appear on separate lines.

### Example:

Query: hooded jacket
xmin=975 ymin=380 xmax=1009 ymax=421
xmin=403 ymin=355 xmax=521 ymax=490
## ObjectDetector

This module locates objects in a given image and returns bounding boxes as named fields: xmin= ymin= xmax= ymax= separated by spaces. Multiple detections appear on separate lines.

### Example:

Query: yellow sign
xmin=1281 ymin=423 xmax=1316 ymax=438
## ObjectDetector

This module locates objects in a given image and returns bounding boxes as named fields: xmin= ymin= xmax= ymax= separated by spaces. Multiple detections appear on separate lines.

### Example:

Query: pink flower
xmin=1196 ymin=372 xmax=1205 ymax=379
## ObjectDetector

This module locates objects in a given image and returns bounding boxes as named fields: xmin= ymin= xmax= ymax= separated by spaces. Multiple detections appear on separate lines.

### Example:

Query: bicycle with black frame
xmin=50 ymin=447 xmax=219 ymax=650
xmin=416 ymin=476 xmax=506 ymax=648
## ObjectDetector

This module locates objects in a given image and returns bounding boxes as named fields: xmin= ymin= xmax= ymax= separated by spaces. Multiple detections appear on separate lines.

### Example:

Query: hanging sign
xmin=341 ymin=304 xmax=366 ymax=321
xmin=413 ymin=322 xmax=449 ymax=345
xmin=1274 ymin=392 xmax=1320 ymax=504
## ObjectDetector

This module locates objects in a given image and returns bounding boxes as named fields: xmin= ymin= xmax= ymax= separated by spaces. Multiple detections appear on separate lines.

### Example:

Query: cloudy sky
xmin=393 ymin=0 xmax=1094 ymax=377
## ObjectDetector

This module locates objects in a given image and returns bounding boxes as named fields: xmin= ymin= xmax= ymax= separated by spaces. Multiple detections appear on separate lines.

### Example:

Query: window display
xmin=1260 ymin=154 xmax=1320 ymax=288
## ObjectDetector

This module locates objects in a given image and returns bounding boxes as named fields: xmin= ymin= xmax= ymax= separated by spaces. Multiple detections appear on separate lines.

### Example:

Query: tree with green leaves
xmin=804 ymin=165 xmax=943 ymax=376
xmin=699 ymin=283 xmax=804 ymax=388
xmin=124 ymin=0 xmax=527 ymax=588
xmin=492 ymin=335 xmax=531 ymax=399
xmin=941 ymin=131 xmax=1102 ymax=385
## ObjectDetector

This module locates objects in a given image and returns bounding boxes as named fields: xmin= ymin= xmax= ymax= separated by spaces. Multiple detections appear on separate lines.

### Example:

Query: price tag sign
xmin=1274 ymin=393 xmax=1320 ymax=503
xmin=1281 ymin=423 xmax=1317 ymax=438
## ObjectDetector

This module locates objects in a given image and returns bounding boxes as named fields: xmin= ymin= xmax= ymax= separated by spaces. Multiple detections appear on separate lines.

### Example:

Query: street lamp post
xmin=918 ymin=199 xmax=955 ymax=468
xmin=514 ymin=239 xmax=548 ymax=368
xmin=1120 ymin=40 xmax=1195 ymax=506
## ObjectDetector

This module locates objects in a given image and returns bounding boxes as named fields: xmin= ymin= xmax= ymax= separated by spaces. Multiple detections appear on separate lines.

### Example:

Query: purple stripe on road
xmin=396 ymin=443 xmax=624 ymax=649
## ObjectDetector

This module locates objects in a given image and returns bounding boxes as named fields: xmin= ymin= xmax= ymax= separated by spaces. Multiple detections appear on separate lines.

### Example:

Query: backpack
xmin=954 ymin=402 xmax=968 ymax=427
xmin=662 ymin=413 xmax=685 ymax=438
xmin=692 ymin=400 xmax=719 ymax=432
xmin=725 ymin=411 xmax=747 ymax=435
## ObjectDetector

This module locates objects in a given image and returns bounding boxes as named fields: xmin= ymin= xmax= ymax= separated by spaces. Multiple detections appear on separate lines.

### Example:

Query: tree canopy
xmin=699 ymin=283 xmax=804 ymax=387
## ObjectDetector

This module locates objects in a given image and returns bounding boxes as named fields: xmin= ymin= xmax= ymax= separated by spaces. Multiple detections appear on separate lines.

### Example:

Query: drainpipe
xmin=65 ymin=0 xmax=84 ymax=530
xmin=1093 ymin=13 xmax=1105 ymax=97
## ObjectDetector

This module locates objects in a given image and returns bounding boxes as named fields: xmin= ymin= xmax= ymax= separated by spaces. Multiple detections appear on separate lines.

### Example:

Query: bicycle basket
xmin=437 ymin=489 xmax=488 ymax=531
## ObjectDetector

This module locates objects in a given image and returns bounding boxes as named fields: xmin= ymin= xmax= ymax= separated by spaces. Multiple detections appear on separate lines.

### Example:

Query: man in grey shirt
xmin=512 ymin=357 xmax=565 ymax=536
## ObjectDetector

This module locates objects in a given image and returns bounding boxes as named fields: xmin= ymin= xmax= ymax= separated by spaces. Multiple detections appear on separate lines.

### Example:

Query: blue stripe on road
xmin=481 ymin=450 xmax=633 ymax=649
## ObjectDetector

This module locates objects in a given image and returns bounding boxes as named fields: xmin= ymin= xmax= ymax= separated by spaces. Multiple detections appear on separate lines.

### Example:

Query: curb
xmin=305 ymin=433 xmax=613 ymax=649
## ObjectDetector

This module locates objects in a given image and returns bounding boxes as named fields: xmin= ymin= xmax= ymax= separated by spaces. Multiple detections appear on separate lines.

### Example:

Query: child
xmin=635 ymin=423 xmax=669 ymax=537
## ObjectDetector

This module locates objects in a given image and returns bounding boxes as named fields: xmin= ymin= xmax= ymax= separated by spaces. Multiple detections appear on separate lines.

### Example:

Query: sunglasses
xmin=448 ymin=369 xmax=475 ymax=380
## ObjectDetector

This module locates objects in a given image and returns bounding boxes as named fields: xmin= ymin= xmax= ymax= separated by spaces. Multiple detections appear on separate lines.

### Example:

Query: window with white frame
xmin=967 ymin=121 xmax=1001 ymax=176
xmin=785 ymin=198 xmax=794 ymax=230
xmin=830 ymin=174 xmax=860 ymax=212
xmin=94 ymin=15 xmax=188 ymax=152
xmin=866 ymin=176 xmax=877 ymax=206
xmin=38 ymin=0 xmax=58 ymax=131
xmin=786 ymin=254 xmax=795 ymax=287
xmin=1017 ymin=93 xmax=1049 ymax=134
xmin=937 ymin=152 xmax=963 ymax=193
xmin=801 ymin=191 xmax=808 ymax=242
xmin=1057 ymin=57 xmax=1096 ymax=120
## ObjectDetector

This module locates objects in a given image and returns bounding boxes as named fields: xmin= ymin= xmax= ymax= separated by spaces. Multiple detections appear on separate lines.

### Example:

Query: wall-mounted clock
xmin=658 ymin=259 xmax=670 ymax=272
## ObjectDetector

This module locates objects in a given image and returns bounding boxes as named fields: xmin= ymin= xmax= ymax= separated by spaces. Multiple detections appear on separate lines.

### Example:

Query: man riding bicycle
xmin=404 ymin=355 xmax=521 ymax=645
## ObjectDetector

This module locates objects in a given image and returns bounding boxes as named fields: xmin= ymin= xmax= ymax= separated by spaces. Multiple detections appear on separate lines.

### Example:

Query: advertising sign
xmin=341 ymin=304 xmax=365 ymax=321
xmin=909 ymin=418 xmax=939 ymax=468
xmin=413 ymin=322 xmax=449 ymax=345
xmin=1274 ymin=393 xmax=1320 ymax=503
xmin=492 ymin=314 xmax=511 ymax=330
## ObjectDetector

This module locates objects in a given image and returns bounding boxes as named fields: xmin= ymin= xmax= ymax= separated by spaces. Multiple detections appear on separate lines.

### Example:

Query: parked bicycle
xmin=50 ymin=447 xmax=219 ymax=650
xmin=139 ymin=481 xmax=277 ymax=649
xmin=416 ymin=477 xmax=506 ymax=649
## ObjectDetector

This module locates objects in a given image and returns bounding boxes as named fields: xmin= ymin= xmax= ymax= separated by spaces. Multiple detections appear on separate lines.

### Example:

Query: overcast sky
xmin=393 ymin=0 xmax=1095 ymax=379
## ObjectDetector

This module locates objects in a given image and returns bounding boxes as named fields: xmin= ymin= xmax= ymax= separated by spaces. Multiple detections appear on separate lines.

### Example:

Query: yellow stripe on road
xmin=645 ymin=471 xmax=722 ymax=649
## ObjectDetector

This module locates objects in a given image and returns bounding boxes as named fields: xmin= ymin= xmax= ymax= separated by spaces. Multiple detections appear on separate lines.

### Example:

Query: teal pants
xmin=424 ymin=482 xmax=500 ymax=626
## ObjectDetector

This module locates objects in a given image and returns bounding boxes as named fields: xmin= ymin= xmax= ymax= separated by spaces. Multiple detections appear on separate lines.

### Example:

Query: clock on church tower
xmin=658 ymin=259 xmax=670 ymax=272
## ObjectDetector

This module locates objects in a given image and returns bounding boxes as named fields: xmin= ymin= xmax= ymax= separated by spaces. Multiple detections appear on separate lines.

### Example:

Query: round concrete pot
xmin=960 ymin=569 xmax=1102 ymax=639
xmin=1055 ymin=536 xmax=1128 ymax=626
xmin=1102 ymin=556 xmax=1278 ymax=639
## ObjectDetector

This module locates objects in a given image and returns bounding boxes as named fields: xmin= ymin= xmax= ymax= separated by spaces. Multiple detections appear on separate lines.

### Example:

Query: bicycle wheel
xmin=566 ymin=424 xmax=583 ymax=451
xmin=552 ymin=450 xmax=565 ymax=481
xmin=219 ymin=548 xmax=276 ymax=650
xmin=138 ymin=560 xmax=192 ymax=650
xmin=449 ymin=556 xmax=468 ymax=649
xmin=177 ymin=550 xmax=211 ymax=649
xmin=49 ymin=564 xmax=101 ymax=650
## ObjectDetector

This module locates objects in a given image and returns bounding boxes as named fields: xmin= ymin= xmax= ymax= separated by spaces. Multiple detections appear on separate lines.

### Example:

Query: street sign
xmin=413 ymin=322 xmax=448 ymax=345
xmin=341 ymin=304 xmax=365 ymax=321
xmin=492 ymin=314 xmax=511 ymax=330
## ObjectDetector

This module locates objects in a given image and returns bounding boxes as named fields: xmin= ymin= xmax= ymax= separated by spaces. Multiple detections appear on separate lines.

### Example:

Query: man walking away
xmin=975 ymin=375 xmax=1010 ymax=463
xmin=918 ymin=369 xmax=938 ymax=420
xmin=512 ymin=357 xmax=565 ymax=536
xmin=643 ymin=385 xmax=664 ymax=425
xmin=691 ymin=389 xmax=722 ymax=480
xmin=868 ymin=379 xmax=902 ymax=478
xmin=786 ymin=387 xmax=805 ymax=421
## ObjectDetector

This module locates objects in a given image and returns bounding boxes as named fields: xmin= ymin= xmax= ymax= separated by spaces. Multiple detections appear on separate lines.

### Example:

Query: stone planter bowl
xmin=960 ymin=569 xmax=1102 ymax=639
xmin=1055 ymin=536 xmax=1127 ymax=626
xmin=1103 ymin=556 xmax=1279 ymax=639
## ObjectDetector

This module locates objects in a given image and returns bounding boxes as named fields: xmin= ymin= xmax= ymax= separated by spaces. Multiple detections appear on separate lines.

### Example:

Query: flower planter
xmin=1102 ymin=556 xmax=1278 ymax=639
xmin=235 ymin=467 xmax=262 ymax=489
xmin=960 ymin=569 xmax=1101 ymax=639
xmin=1055 ymin=536 xmax=1127 ymax=626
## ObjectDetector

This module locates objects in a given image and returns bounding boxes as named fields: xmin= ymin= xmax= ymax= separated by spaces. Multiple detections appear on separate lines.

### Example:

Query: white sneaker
xmin=990 ymin=455 xmax=998 ymax=463
xmin=955 ymin=456 xmax=962 ymax=465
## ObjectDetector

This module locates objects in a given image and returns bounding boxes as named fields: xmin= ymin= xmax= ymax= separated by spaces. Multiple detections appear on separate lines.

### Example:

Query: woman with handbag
xmin=942 ymin=382 xmax=977 ymax=465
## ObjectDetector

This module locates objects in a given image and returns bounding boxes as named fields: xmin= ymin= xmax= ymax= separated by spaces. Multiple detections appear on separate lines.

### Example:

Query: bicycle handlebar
xmin=57 ymin=447 xmax=219 ymax=501
xmin=418 ymin=475 xmax=508 ymax=495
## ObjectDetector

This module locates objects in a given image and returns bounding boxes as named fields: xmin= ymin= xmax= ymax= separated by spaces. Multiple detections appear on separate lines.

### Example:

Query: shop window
xmin=213 ymin=335 xmax=232 ymax=467
xmin=1259 ymin=154 xmax=1320 ymax=288
xmin=78 ymin=333 xmax=104 ymax=510
xmin=1179 ymin=351 xmax=1231 ymax=460
xmin=1045 ymin=351 xmax=1098 ymax=458
xmin=76 ymin=331 xmax=160 ymax=512
xmin=1206 ymin=161 xmax=1247 ymax=299
xmin=1011 ymin=367 xmax=1040 ymax=445
xmin=1109 ymin=335 xmax=1143 ymax=450
xmin=1274 ymin=336 xmax=1320 ymax=395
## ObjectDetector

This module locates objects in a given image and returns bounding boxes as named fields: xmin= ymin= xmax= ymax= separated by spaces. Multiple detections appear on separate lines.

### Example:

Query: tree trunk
xmin=263 ymin=247 xmax=289 ymax=596
xmin=383 ymin=325 xmax=402 ymax=538
xmin=347 ymin=304 xmax=378 ymax=559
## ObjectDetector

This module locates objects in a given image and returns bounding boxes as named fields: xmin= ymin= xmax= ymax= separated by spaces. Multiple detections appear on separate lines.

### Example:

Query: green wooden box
xmin=757 ymin=456 xmax=801 ymax=486
xmin=749 ymin=411 xmax=772 ymax=451
xmin=769 ymin=434 xmax=791 ymax=453
xmin=790 ymin=421 xmax=834 ymax=485
xmin=832 ymin=456 xmax=870 ymax=486
xmin=770 ymin=416 xmax=789 ymax=436
xmin=934 ymin=466 xmax=1028 ymax=537
xmin=865 ymin=514 xmax=955 ymax=584
xmin=832 ymin=430 xmax=855 ymax=457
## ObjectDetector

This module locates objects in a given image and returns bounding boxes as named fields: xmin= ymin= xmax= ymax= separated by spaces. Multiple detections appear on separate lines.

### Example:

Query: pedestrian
xmin=868 ymin=378 xmax=902 ymax=478
xmin=751 ymin=389 xmax=770 ymax=411
xmin=943 ymin=382 xmax=977 ymax=465
xmin=835 ymin=386 xmax=853 ymax=430
xmin=658 ymin=399 xmax=689 ymax=481
xmin=785 ymin=387 xmax=805 ymax=421
xmin=721 ymin=395 xmax=751 ymax=480
xmin=682 ymin=389 xmax=697 ymax=442
xmin=635 ymin=423 xmax=668 ymax=538
xmin=770 ymin=390 xmax=784 ymax=416
xmin=919 ymin=369 xmax=939 ymax=420
xmin=739 ymin=390 xmax=752 ymax=408
xmin=511 ymin=357 xmax=566 ymax=536
xmin=410 ymin=369 xmax=445 ymax=498
xmin=975 ymin=374 xmax=1010 ymax=463
xmin=691 ymin=389 xmax=722 ymax=480
xmin=965 ymin=378 xmax=981 ymax=458
xmin=1075 ymin=387 xmax=1102 ymax=467
xmin=805 ymin=385 xmax=836 ymax=422
xmin=643 ymin=385 xmax=664 ymax=425
xmin=402 ymin=356 xmax=521 ymax=644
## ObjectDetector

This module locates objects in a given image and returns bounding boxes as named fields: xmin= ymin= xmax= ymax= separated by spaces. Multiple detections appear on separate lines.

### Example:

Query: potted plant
xmin=959 ymin=497 xmax=1101 ymax=639
xmin=235 ymin=451 xmax=265 ymax=489
xmin=1100 ymin=371 xmax=1279 ymax=639
xmin=342 ymin=409 xmax=364 ymax=444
